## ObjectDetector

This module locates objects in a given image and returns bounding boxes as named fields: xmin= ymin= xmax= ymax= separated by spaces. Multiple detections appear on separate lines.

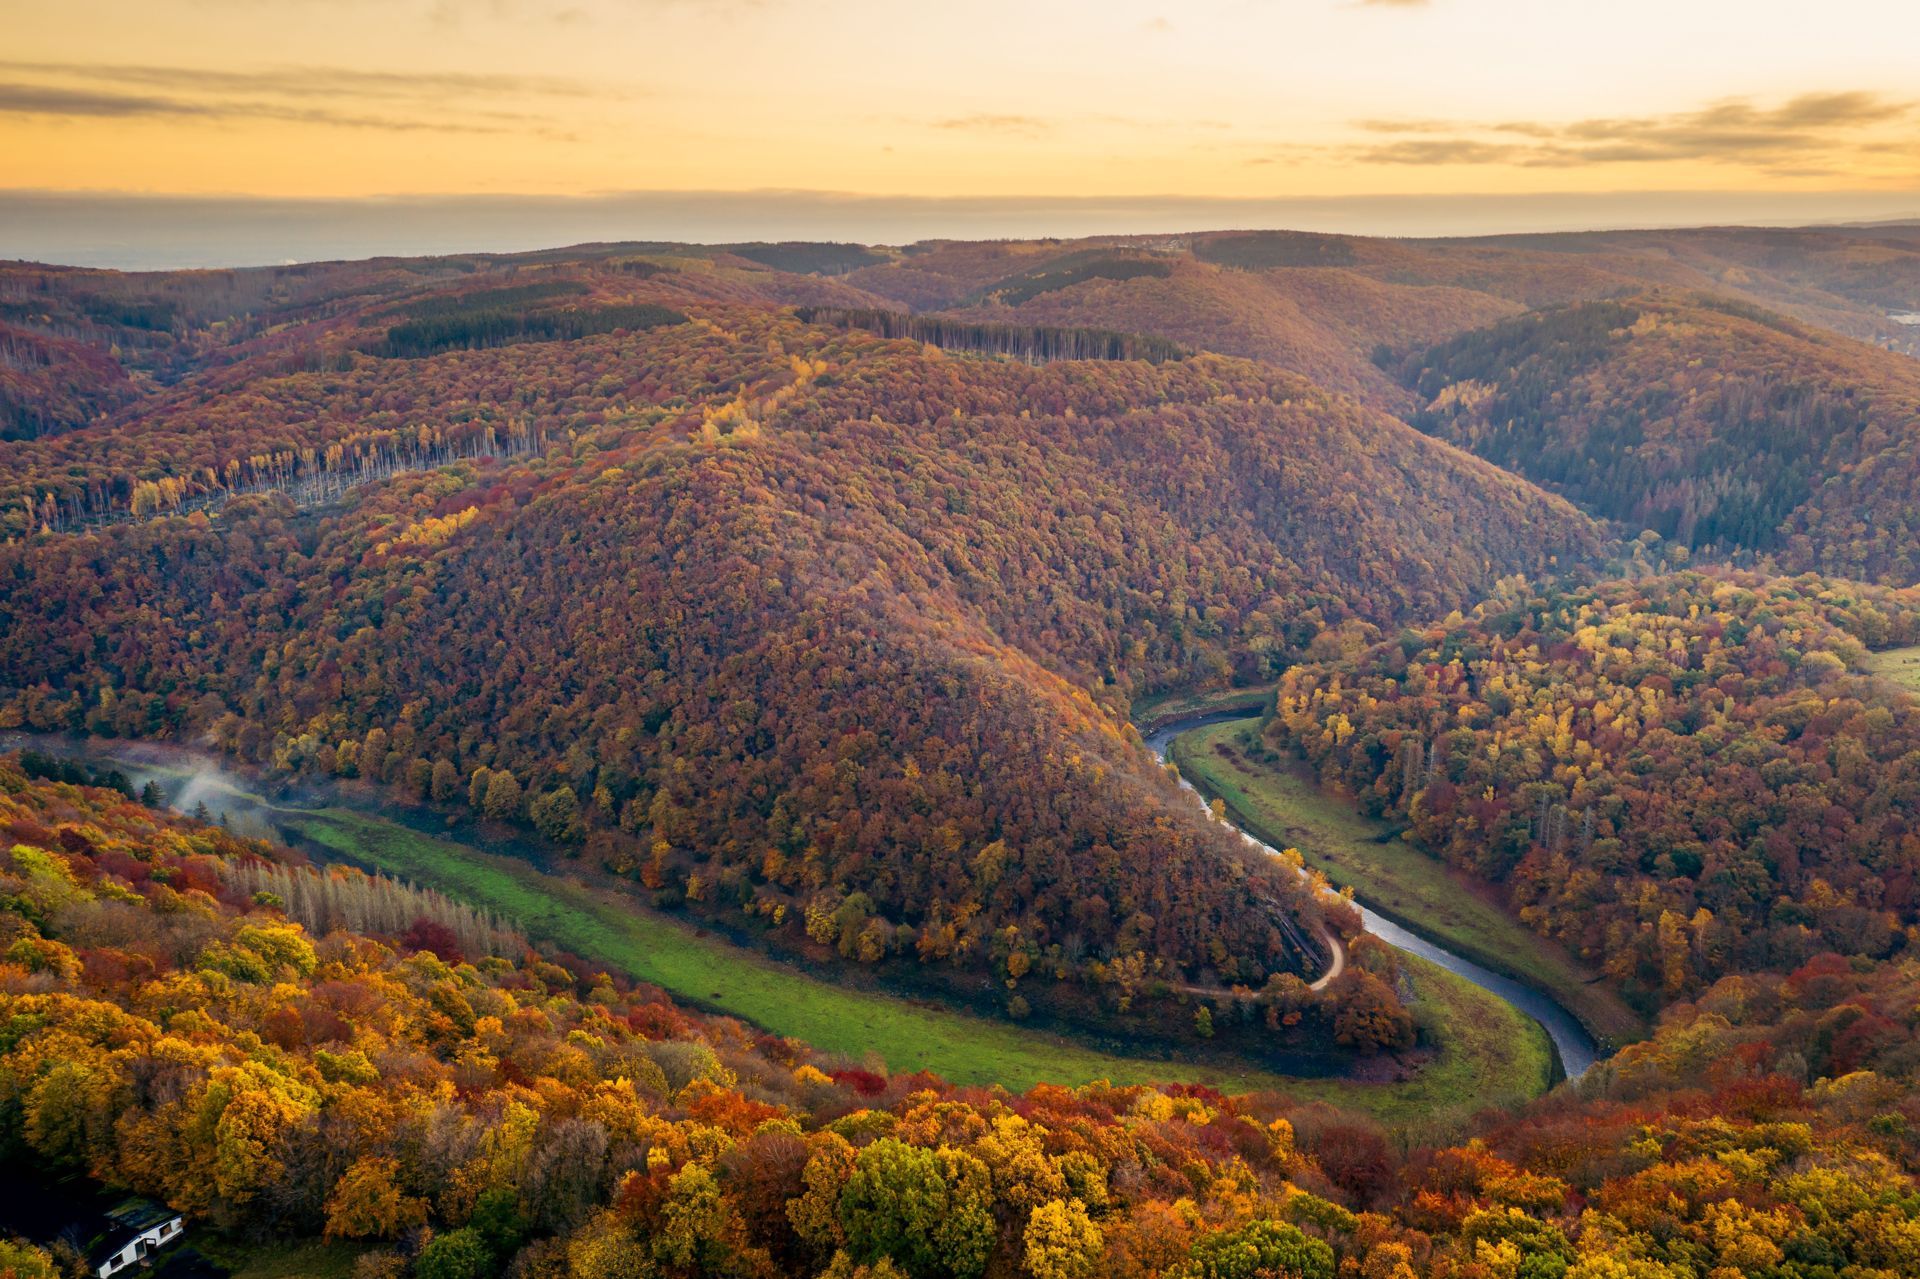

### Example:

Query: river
xmin=1145 ymin=710 xmax=1602 ymax=1080
xmin=10 ymin=719 xmax=1602 ymax=1080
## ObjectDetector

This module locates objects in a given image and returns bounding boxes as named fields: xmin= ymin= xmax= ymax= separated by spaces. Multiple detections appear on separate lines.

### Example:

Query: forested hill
xmin=1270 ymin=572 xmax=1920 ymax=1014
xmin=7 ymin=225 xmax=1920 ymax=1275
xmin=0 ymin=258 xmax=1603 ymax=1059
xmin=4 ymin=225 xmax=1914 ymax=1062
xmin=7 ymin=221 xmax=1915 ymax=461
xmin=1393 ymin=295 xmax=1920 ymax=579
xmin=830 ymin=226 xmax=1920 ymax=413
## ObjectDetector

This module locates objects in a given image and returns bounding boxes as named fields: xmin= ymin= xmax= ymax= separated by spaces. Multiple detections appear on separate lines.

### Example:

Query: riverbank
xmin=1167 ymin=716 xmax=1647 ymax=1056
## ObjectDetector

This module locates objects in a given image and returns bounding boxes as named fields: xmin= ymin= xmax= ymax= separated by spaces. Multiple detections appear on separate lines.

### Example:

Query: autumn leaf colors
xmin=4 ymin=219 xmax=1920 ymax=1277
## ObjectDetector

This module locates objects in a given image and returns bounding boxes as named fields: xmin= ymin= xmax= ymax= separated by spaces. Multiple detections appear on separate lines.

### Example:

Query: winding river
xmin=1146 ymin=710 xmax=1603 ymax=1080
xmin=11 ymin=718 xmax=1603 ymax=1082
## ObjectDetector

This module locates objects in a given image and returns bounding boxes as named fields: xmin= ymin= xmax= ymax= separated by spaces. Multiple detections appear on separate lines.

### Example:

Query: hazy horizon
xmin=6 ymin=187 xmax=1920 ymax=272
xmin=8 ymin=0 xmax=1920 ymax=270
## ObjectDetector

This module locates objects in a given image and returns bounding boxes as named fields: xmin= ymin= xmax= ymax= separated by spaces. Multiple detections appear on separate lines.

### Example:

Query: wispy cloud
xmin=1353 ymin=117 xmax=1468 ymax=135
xmin=425 ymin=0 xmax=769 ymax=25
xmin=0 ymin=58 xmax=609 ymax=136
xmin=922 ymin=111 xmax=1230 ymax=138
xmin=1347 ymin=91 xmax=1917 ymax=174
xmin=0 ymin=60 xmax=606 ymax=102
xmin=932 ymin=114 xmax=1052 ymax=137
xmin=0 ymin=83 xmax=216 ymax=120
xmin=0 ymin=81 xmax=542 ymax=134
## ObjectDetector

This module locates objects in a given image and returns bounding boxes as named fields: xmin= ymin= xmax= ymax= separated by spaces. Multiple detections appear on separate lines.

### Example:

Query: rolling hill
xmin=1393 ymin=294 xmax=1920 ymax=579
xmin=0 ymin=254 xmax=1604 ymax=1061
xmin=6 ymin=222 xmax=1920 ymax=1278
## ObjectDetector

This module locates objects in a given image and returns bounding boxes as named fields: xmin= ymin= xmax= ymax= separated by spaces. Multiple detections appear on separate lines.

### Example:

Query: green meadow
xmin=1170 ymin=718 xmax=1646 ymax=1049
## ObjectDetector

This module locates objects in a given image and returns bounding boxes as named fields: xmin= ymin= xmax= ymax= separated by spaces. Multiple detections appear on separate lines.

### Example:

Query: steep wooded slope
xmin=0 ymin=292 xmax=1601 ymax=1046
xmin=1394 ymin=296 xmax=1920 ymax=580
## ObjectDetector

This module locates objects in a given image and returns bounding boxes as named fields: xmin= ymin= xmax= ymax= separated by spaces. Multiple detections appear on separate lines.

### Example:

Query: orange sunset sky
xmin=8 ymin=0 xmax=1920 ymax=199
xmin=3 ymin=0 xmax=1919 ymax=261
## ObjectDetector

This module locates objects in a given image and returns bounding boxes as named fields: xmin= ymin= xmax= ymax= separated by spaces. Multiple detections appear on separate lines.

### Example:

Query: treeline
xmin=725 ymin=242 xmax=888 ymax=276
xmin=0 ymin=323 xmax=135 ymax=440
xmin=1193 ymin=231 xmax=1359 ymax=270
xmin=375 ymin=302 xmax=688 ymax=359
xmin=384 ymin=279 xmax=589 ymax=322
xmin=793 ymin=307 xmax=1189 ymax=364
xmin=21 ymin=418 xmax=548 ymax=533
xmin=0 ymin=304 xmax=816 ymax=539
xmin=13 ymin=748 xmax=137 ymax=799
xmin=225 ymin=860 xmax=524 ymax=961
xmin=1269 ymin=571 xmax=1920 ymax=1011
xmin=963 ymin=251 xmax=1174 ymax=308
xmin=847 ymin=237 xmax=1528 ymax=415
xmin=7 ymin=760 xmax=1920 ymax=1278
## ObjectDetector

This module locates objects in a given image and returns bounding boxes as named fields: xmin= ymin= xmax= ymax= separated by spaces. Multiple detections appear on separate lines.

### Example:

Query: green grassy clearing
xmin=1172 ymin=719 xmax=1646 ymax=1049
xmin=43 ymin=742 xmax=1551 ymax=1123
xmin=190 ymin=1239 xmax=361 ymax=1279
xmin=279 ymin=801 xmax=1546 ymax=1124
xmin=1131 ymin=683 xmax=1276 ymax=729
xmin=1864 ymin=644 xmax=1920 ymax=695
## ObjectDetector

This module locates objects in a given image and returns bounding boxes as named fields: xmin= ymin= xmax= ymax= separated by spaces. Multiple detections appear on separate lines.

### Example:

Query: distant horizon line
xmin=4 ymin=186 xmax=1918 ymax=272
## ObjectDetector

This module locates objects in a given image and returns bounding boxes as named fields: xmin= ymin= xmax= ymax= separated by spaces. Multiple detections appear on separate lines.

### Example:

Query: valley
xmin=4 ymin=215 xmax=1920 ymax=1279
xmin=1155 ymin=713 xmax=1644 ymax=1071
xmin=3 ymin=731 xmax=1551 ymax=1124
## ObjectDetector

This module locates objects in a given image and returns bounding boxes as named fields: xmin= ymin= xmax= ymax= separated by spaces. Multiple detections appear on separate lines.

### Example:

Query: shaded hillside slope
xmin=1394 ymin=295 xmax=1920 ymax=580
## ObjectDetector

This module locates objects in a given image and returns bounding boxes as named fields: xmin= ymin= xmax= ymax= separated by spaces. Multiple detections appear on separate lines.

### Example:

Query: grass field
xmin=1171 ymin=718 xmax=1646 ymax=1048
xmin=40 ymin=741 xmax=1551 ymax=1124
xmin=1864 ymin=644 xmax=1920 ymax=694
xmin=191 ymin=1239 xmax=360 ymax=1279
xmin=276 ymin=801 xmax=1547 ymax=1125
xmin=1131 ymin=683 xmax=1276 ymax=729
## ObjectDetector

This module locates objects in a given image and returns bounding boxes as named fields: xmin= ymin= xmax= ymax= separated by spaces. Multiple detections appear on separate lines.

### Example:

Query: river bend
xmin=1146 ymin=711 xmax=1602 ymax=1080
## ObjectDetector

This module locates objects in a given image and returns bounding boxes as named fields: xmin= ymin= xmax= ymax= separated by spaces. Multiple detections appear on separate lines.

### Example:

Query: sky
xmin=5 ymin=0 xmax=1920 ymax=263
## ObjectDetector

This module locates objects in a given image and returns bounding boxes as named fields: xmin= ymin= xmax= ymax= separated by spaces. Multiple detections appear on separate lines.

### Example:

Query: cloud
xmin=0 ymin=83 xmax=218 ymax=119
xmin=0 ymin=58 xmax=616 ymax=137
xmin=1348 ymin=91 xmax=1916 ymax=174
xmin=1353 ymin=117 xmax=1468 ymax=135
xmin=1356 ymin=138 xmax=1526 ymax=166
xmin=931 ymin=114 xmax=1051 ymax=137
xmin=0 ymin=81 xmax=526 ymax=133
xmin=0 ymin=59 xmax=613 ymax=102
xmin=424 ymin=0 xmax=767 ymax=25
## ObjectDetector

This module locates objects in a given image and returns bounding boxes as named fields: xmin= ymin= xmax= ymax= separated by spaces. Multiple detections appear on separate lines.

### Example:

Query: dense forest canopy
xmin=3 ymin=222 xmax=1920 ymax=1278
xmin=6 ymin=697 xmax=1920 ymax=1277
xmin=0 ymin=291 xmax=1607 ymax=1051
xmin=1270 ymin=573 xmax=1920 ymax=1011
xmin=1395 ymin=297 xmax=1920 ymax=574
